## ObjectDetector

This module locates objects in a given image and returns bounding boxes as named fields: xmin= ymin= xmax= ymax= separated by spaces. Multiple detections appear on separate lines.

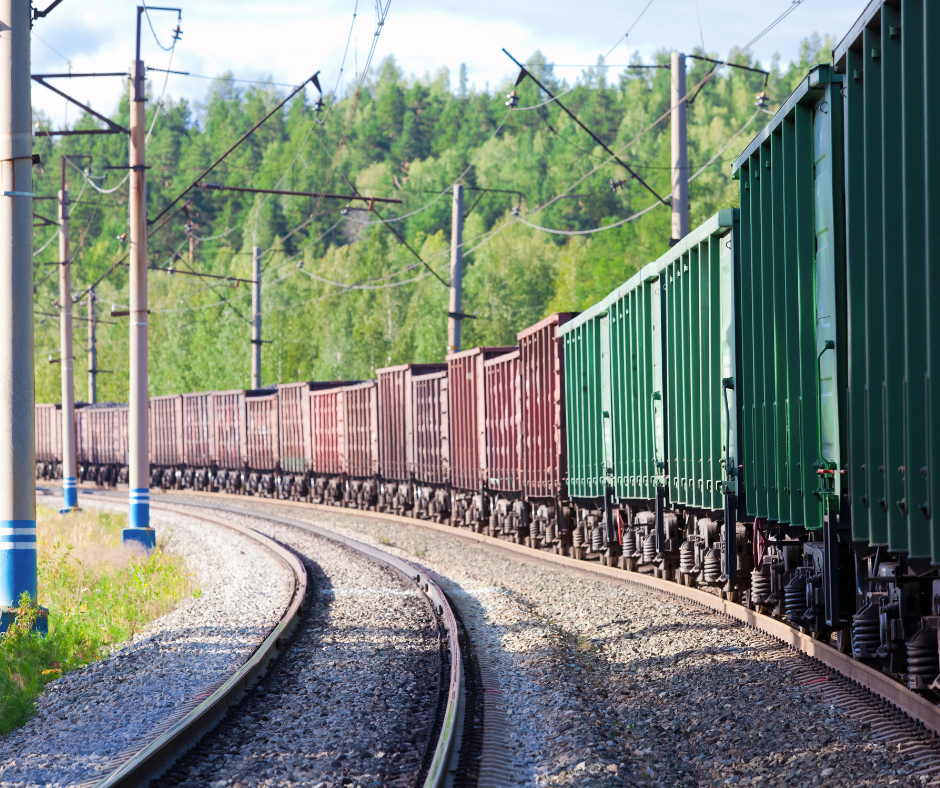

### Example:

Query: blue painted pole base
xmin=0 ymin=606 xmax=48 ymax=635
xmin=122 ymin=527 xmax=156 ymax=551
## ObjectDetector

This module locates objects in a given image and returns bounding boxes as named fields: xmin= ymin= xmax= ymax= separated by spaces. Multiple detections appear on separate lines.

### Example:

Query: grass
xmin=0 ymin=505 xmax=196 ymax=733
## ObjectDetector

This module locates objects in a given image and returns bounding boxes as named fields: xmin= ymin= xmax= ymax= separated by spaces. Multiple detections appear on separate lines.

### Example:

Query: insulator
xmin=642 ymin=532 xmax=657 ymax=564
xmin=703 ymin=548 xmax=722 ymax=583
xmin=591 ymin=524 xmax=604 ymax=553
xmin=622 ymin=528 xmax=637 ymax=556
xmin=679 ymin=541 xmax=695 ymax=574
xmin=750 ymin=567 xmax=772 ymax=602
xmin=573 ymin=523 xmax=585 ymax=548
xmin=783 ymin=574 xmax=808 ymax=621
xmin=852 ymin=603 xmax=881 ymax=660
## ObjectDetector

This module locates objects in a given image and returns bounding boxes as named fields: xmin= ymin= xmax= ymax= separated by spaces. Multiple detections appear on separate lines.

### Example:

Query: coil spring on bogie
xmin=573 ymin=524 xmax=585 ymax=548
xmin=906 ymin=642 xmax=940 ymax=688
xmin=622 ymin=529 xmax=637 ymax=556
xmin=750 ymin=567 xmax=771 ymax=601
xmin=591 ymin=525 xmax=604 ymax=553
xmin=783 ymin=574 xmax=808 ymax=621
xmin=703 ymin=548 xmax=722 ymax=584
xmin=679 ymin=541 xmax=695 ymax=574
xmin=852 ymin=604 xmax=880 ymax=659
xmin=642 ymin=532 xmax=656 ymax=564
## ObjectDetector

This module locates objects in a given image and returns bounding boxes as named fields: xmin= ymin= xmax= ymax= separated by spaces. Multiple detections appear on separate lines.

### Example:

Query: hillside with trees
xmin=32 ymin=35 xmax=833 ymax=403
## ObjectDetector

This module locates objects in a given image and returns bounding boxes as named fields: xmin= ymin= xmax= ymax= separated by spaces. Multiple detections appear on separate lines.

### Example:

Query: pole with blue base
xmin=122 ymin=41 xmax=155 ymax=552
xmin=58 ymin=175 xmax=78 ymax=515
xmin=0 ymin=0 xmax=47 ymax=634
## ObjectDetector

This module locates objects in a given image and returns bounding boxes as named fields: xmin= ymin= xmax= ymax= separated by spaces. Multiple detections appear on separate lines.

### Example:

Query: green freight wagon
xmin=559 ymin=210 xmax=742 ymax=562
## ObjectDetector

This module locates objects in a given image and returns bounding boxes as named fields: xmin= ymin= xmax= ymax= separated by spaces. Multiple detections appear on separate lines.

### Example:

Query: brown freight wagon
xmin=447 ymin=346 xmax=515 ymax=527
xmin=245 ymin=390 xmax=279 ymax=497
xmin=35 ymin=403 xmax=63 ymax=479
xmin=483 ymin=350 xmax=525 ymax=537
xmin=341 ymin=380 xmax=379 ymax=510
xmin=277 ymin=381 xmax=357 ymax=501
xmin=412 ymin=369 xmax=450 ymax=521
xmin=308 ymin=386 xmax=345 ymax=505
xmin=76 ymin=403 xmax=129 ymax=487
xmin=181 ymin=392 xmax=215 ymax=490
xmin=376 ymin=363 xmax=445 ymax=515
xmin=212 ymin=389 xmax=248 ymax=493
xmin=149 ymin=394 xmax=183 ymax=489
xmin=517 ymin=312 xmax=577 ymax=546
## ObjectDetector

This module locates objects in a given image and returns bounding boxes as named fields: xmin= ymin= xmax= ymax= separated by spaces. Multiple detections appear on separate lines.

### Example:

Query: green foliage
xmin=0 ymin=507 xmax=193 ymax=732
xmin=33 ymin=37 xmax=835 ymax=398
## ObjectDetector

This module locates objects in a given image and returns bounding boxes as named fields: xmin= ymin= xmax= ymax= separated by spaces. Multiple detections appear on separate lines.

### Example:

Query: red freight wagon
xmin=447 ymin=346 xmax=515 ymax=527
xmin=149 ymin=394 xmax=183 ymax=488
xmin=484 ymin=349 xmax=521 ymax=493
xmin=277 ymin=381 xmax=355 ymax=501
xmin=35 ymin=403 xmax=63 ymax=479
xmin=245 ymin=391 xmax=278 ymax=496
xmin=212 ymin=390 xmax=247 ymax=493
xmin=519 ymin=313 xmax=576 ymax=498
xmin=308 ymin=387 xmax=344 ymax=505
xmin=412 ymin=369 xmax=450 ymax=520
xmin=342 ymin=381 xmax=379 ymax=509
xmin=76 ymin=403 xmax=129 ymax=487
xmin=518 ymin=312 xmax=577 ymax=545
xmin=376 ymin=364 xmax=446 ymax=515
xmin=181 ymin=391 xmax=214 ymax=484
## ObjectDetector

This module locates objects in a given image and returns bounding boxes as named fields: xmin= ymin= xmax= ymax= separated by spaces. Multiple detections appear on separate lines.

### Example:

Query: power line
xmin=604 ymin=0 xmax=657 ymax=59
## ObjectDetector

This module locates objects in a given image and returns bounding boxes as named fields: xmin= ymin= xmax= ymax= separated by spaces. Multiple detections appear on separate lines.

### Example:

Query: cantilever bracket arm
xmin=32 ymin=0 xmax=66 ymax=21
xmin=31 ymin=75 xmax=129 ymax=135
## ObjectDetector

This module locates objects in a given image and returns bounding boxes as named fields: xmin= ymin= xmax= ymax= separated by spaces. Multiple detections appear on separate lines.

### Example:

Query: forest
xmin=32 ymin=35 xmax=833 ymax=403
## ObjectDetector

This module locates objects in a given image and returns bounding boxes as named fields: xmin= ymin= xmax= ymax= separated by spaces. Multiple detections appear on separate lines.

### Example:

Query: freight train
xmin=34 ymin=0 xmax=940 ymax=694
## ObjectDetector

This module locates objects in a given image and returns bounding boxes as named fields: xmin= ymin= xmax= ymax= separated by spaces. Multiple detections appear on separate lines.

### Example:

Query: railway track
xmin=145 ymin=489 xmax=940 ymax=784
xmin=42 ymin=489 xmax=465 ymax=788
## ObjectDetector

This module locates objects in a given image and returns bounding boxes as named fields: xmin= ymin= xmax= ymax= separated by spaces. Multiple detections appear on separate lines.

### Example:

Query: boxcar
xmin=212 ymin=389 xmax=248 ymax=493
xmin=447 ymin=346 xmax=515 ymax=527
xmin=376 ymin=364 xmax=446 ymax=515
xmin=411 ymin=368 xmax=450 ymax=521
xmin=149 ymin=394 xmax=183 ymax=490
xmin=518 ymin=313 xmax=577 ymax=548
xmin=245 ymin=390 xmax=279 ymax=497
xmin=483 ymin=349 xmax=524 ymax=536
xmin=76 ymin=402 xmax=129 ymax=487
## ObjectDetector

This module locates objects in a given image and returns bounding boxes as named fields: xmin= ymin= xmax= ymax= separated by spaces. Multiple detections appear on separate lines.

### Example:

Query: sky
xmin=29 ymin=0 xmax=872 ymax=129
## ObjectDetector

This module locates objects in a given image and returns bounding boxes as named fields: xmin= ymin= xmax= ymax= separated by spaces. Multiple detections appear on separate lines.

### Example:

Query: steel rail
xmin=70 ymin=488 xmax=463 ymax=788
xmin=87 ymin=498 xmax=308 ymax=788
xmin=148 ymin=488 xmax=940 ymax=740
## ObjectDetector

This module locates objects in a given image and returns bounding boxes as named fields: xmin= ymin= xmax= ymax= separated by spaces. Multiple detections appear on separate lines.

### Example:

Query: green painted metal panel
xmin=836 ymin=0 xmax=938 ymax=558
xmin=733 ymin=66 xmax=843 ymax=530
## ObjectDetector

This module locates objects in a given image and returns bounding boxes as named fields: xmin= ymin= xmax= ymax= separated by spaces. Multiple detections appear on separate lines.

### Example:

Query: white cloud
xmin=29 ymin=0 xmax=869 ymax=128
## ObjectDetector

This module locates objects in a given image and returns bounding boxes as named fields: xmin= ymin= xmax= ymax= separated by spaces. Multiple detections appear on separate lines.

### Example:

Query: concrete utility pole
xmin=0 ymin=0 xmax=40 ymax=623
xmin=447 ymin=184 xmax=463 ymax=355
xmin=124 ymin=8 xmax=154 ymax=549
xmin=58 ymin=161 xmax=77 ymax=511
xmin=251 ymin=245 xmax=261 ymax=389
xmin=87 ymin=289 xmax=97 ymax=403
xmin=670 ymin=52 xmax=689 ymax=245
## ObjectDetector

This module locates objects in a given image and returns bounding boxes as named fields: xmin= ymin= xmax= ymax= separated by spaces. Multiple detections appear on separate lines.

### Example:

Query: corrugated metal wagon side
xmin=376 ymin=364 xmax=446 ymax=515
xmin=245 ymin=391 xmax=279 ymax=496
xmin=309 ymin=387 xmax=345 ymax=505
xmin=341 ymin=380 xmax=379 ymax=509
xmin=76 ymin=403 xmax=129 ymax=487
xmin=412 ymin=369 xmax=451 ymax=521
xmin=447 ymin=346 xmax=515 ymax=528
xmin=35 ymin=403 xmax=63 ymax=479
xmin=148 ymin=394 xmax=183 ymax=489
xmin=212 ymin=390 xmax=247 ymax=494
xmin=180 ymin=392 xmax=215 ymax=491
xmin=518 ymin=312 xmax=577 ymax=546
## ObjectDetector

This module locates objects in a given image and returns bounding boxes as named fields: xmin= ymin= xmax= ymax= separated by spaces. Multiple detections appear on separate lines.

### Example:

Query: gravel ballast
xmin=202 ymin=497 xmax=927 ymax=788
xmin=0 ymin=493 xmax=293 ymax=788
xmin=160 ymin=510 xmax=443 ymax=788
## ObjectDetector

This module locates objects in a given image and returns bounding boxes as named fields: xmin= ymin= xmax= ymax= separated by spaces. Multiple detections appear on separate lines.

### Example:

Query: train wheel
xmin=836 ymin=627 xmax=852 ymax=654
